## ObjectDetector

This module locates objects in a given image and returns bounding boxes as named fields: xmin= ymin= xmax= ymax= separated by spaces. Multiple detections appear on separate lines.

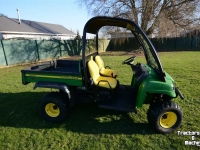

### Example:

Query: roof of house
xmin=0 ymin=16 xmax=75 ymax=35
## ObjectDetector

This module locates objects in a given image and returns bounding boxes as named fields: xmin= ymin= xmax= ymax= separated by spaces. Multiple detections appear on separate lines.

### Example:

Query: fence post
xmin=190 ymin=37 xmax=193 ymax=49
xmin=35 ymin=40 xmax=40 ymax=61
xmin=1 ymin=40 xmax=8 ymax=66
xmin=174 ymin=37 xmax=177 ymax=50
xmin=59 ymin=40 xmax=62 ymax=57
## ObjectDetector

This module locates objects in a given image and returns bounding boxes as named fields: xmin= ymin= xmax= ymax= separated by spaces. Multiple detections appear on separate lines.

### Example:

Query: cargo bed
xmin=21 ymin=59 xmax=83 ymax=86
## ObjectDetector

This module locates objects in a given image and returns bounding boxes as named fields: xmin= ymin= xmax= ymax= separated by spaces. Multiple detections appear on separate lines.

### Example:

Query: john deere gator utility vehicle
xmin=21 ymin=16 xmax=184 ymax=133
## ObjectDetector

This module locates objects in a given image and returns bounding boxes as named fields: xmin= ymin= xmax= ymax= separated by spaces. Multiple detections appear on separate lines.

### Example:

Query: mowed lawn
xmin=0 ymin=51 xmax=199 ymax=149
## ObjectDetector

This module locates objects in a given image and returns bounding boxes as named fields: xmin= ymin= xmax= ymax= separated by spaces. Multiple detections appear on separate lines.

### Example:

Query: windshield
xmin=134 ymin=32 xmax=159 ymax=71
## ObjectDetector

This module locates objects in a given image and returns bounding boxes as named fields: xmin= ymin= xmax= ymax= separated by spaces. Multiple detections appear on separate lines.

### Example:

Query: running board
xmin=98 ymin=85 xmax=138 ymax=113
xmin=99 ymin=104 xmax=137 ymax=113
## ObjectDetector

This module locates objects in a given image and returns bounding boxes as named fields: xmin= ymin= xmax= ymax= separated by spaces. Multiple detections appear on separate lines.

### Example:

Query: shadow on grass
xmin=0 ymin=92 xmax=154 ymax=135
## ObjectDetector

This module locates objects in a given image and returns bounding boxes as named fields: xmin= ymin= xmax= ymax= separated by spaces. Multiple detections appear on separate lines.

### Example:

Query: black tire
xmin=39 ymin=92 xmax=70 ymax=123
xmin=147 ymin=101 xmax=183 ymax=134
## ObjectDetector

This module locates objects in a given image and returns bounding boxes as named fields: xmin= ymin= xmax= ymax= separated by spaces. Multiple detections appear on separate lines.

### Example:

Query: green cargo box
xmin=21 ymin=59 xmax=83 ymax=86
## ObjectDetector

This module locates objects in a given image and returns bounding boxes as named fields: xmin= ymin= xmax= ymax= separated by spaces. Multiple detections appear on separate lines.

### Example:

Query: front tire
xmin=147 ymin=101 xmax=183 ymax=134
xmin=39 ymin=92 xmax=69 ymax=123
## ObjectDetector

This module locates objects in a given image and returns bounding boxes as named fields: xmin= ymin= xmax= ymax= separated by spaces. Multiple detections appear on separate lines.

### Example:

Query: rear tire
xmin=147 ymin=101 xmax=183 ymax=134
xmin=39 ymin=92 xmax=69 ymax=123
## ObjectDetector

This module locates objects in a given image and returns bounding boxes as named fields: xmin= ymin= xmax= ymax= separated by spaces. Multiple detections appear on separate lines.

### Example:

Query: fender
xmin=136 ymin=79 xmax=176 ymax=108
xmin=33 ymin=81 xmax=75 ymax=106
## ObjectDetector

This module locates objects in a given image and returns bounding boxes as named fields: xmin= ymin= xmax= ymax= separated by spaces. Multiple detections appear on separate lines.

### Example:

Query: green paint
xmin=2 ymin=40 xmax=38 ymax=65
xmin=59 ymin=40 xmax=62 ymax=57
xmin=22 ymin=71 xmax=83 ymax=87
xmin=35 ymin=40 xmax=40 ymax=61
xmin=0 ymin=40 xmax=8 ymax=66
xmin=135 ymin=65 xmax=175 ymax=108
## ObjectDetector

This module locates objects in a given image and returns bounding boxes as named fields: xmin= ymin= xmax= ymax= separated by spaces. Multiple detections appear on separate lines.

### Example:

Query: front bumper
xmin=175 ymin=87 xmax=184 ymax=100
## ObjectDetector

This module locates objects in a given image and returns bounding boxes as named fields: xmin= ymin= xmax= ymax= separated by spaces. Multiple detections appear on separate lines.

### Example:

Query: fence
xmin=0 ymin=37 xmax=200 ymax=67
xmin=107 ymin=37 xmax=200 ymax=52
xmin=0 ymin=39 xmax=110 ymax=67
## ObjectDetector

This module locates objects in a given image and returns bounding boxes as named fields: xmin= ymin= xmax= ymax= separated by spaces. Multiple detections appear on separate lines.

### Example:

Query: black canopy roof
xmin=84 ymin=16 xmax=135 ymax=34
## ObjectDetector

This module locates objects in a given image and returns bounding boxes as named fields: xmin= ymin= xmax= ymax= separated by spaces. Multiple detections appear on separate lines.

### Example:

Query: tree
xmin=0 ymin=13 xmax=7 ymax=17
xmin=74 ymin=30 xmax=82 ymax=40
xmin=79 ymin=0 xmax=200 ymax=37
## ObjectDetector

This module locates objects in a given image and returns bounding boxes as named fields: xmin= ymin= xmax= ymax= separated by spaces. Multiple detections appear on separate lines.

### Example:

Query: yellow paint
xmin=126 ymin=23 xmax=134 ymax=30
xmin=26 ymin=74 xmax=82 ymax=80
xmin=88 ymin=59 xmax=117 ymax=89
xmin=45 ymin=103 xmax=60 ymax=117
xmin=159 ymin=111 xmax=177 ymax=128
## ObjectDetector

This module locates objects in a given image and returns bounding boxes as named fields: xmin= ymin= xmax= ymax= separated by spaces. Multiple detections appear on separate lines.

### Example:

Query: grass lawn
xmin=0 ymin=51 xmax=199 ymax=149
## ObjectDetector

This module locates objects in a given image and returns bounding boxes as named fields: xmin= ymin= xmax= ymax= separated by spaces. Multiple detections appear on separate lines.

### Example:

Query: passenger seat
xmin=88 ymin=56 xmax=118 ymax=89
xmin=95 ymin=55 xmax=118 ymax=78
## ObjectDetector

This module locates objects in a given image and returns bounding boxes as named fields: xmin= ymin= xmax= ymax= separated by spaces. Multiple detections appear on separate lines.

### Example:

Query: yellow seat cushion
xmin=96 ymin=76 xmax=117 ymax=89
xmin=100 ymin=69 xmax=118 ymax=78
xmin=95 ymin=55 xmax=118 ymax=77
xmin=88 ymin=59 xmax=117 ymax=89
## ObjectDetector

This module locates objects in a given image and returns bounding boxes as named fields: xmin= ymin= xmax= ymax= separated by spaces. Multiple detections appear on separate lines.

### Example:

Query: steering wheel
xmin=122 ymin=56 xmax=137 ymax=65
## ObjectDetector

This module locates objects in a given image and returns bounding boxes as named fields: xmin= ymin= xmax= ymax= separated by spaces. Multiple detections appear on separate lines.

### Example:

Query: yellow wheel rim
xmin=45 ymin=103 xmax=60 ymax=117
xmin=159 ymin=112 xmax=177 ymax=128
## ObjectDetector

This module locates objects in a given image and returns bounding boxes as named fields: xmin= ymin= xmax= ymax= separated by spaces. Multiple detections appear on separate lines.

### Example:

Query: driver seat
xmin=95 ymin=55 xmax=118 ymax=78
xmin=88 ymin=56 xmax=118 ymax=89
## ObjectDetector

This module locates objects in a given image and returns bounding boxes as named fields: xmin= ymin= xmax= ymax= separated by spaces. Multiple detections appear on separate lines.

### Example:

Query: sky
xmin=0 ymin=0 xmax=93 ymax=37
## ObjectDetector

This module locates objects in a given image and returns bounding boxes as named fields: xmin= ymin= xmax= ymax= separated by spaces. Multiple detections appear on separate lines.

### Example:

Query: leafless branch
xmin=78 ymin=0 xmax=200 ymax=38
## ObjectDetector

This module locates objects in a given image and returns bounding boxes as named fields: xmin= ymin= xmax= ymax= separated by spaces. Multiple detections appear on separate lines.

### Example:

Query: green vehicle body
xmin=134 ymin=66 xmax=176 ymax=107
xmin=22 ymin=72 xmax=83 ymax=86
xmin=21 ymin=16 xmax=184 ymax=133
xmin=22 ymin=60 xmax=83 ymax=87
xmin=21 ymin=16 xmax=183 ymax=108
xmin=21 ymin=57 xmax=179 ymax=109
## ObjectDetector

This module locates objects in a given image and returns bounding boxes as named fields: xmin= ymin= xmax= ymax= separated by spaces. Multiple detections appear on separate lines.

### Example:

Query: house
xmin=0 ymin=16 xmax=76 ymax=40
xmin=180 ymin=29 xmax=200 ymax=37
xmin=109 ymin=32 xmax=134 ymax=39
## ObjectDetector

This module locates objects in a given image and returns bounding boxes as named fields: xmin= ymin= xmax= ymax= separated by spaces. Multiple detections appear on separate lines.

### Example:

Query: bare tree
xmin=79 ymin=0 xmax=200 ymax=37
xmin=0 ymin=13 xmax=7 ymax=17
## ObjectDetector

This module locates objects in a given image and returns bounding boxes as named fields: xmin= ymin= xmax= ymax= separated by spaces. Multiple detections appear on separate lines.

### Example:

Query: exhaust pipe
xmin=16 ymin=9 xmax=21 ymax=24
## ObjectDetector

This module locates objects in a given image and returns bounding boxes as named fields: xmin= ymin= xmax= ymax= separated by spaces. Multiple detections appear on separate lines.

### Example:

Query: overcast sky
xmin=0 ymin=0 xmax=92 ymax=37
